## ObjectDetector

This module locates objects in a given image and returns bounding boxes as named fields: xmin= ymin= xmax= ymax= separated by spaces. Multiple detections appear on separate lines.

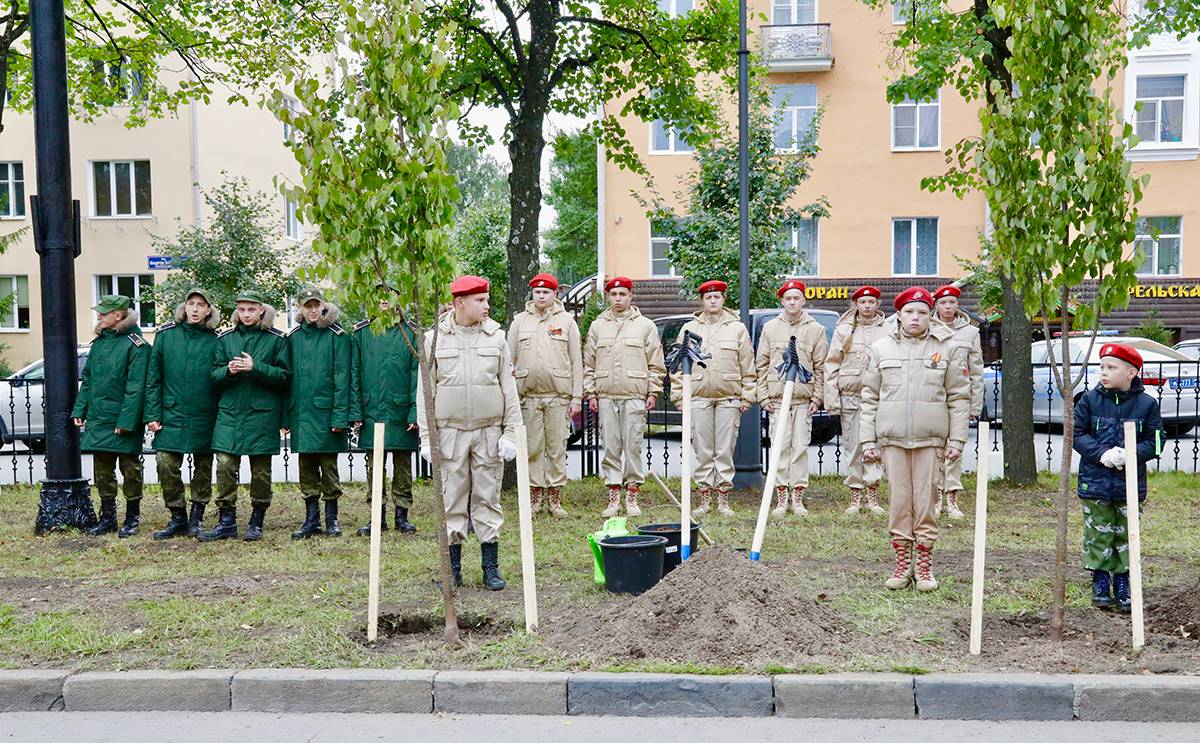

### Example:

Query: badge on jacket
xmin=931 ymin=352 xmax=941 ymax=364
xmin=548 ymin=326 xmax=563 ymax=337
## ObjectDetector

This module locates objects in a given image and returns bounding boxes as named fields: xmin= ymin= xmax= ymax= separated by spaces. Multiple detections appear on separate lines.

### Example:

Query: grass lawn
xmin=0 ymin=471 xmax=1197 ymax=674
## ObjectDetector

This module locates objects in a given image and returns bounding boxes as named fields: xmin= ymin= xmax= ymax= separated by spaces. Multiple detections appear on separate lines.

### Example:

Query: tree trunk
xmin=1050 ymin=283 xmax=1073 ymax=643
xmin=1000 ymin=273 xmax=1037 ymax=484
xmin=505 ymin=116 xmax=546 ymax=326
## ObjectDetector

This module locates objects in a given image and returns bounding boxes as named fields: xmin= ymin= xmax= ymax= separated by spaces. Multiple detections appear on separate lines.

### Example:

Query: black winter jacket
xmin=1072 ymin=378 xmax=1164 ymax=503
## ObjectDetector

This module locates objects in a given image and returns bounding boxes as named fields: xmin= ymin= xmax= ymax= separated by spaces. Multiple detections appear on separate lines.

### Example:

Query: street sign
xmin=147 ymin=255 xmax=176 ymax=270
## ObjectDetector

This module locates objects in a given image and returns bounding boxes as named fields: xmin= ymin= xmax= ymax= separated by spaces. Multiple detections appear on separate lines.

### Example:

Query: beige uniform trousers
xmin=768 ymin=405 xmax=812 ymax=489
xmin=599 ymin=398 xmax=647 ymax=486
xmin=882 ymin=446 xmax=942 ymax=545
xmin=841 ymin=404 xmax=882 ymax=490
xmin=439 ymin=425 xmax=503 ymax=544
xmin=940 ymin=433 xmax=970 ymax=493
xmin=691 ymin=399 xmax=742 ymax=487
xmin=522 ymin=396 xmax=570 ymax=488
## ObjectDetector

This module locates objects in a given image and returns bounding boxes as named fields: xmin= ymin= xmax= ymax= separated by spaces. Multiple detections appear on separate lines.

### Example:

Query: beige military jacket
xmin=859 ymin=320 xmax=971 ymax=451
xmin=583 ymin=305 xmax=666 ymax=400
xmin=669 ymin=309 xmax=756 ymax=406
xmin=755 ymin=309 xmax=828 ymax=404
xmin=823 ymin=308 xmax=889 ymax=413
xmin=508 ymin=299 xmax=583 ymax=402
xmin=935 ymin=309 xmax=985 ymax=418
xmin=416 ymin=312 xmax=521 ymax=449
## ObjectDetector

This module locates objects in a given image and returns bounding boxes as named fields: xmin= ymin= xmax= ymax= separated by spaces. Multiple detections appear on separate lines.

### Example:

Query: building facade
xmin=600 ymin=0 xmax=1200 ymax=340
xmin=0 ymin=72 xmax=305 ymax=369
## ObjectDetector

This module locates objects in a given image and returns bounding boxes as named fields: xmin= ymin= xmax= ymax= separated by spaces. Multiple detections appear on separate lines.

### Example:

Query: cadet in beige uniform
xmin=860 ymin=287 xmax=970 ymax=592
xmin=931 ymin=284 xmax=984 ymax=520
xmin=670 ymin=280 xmax=756 ymax=516
xmin=416 ymin=275 xmax=522 ymax=591
xmin=756 ymin=279 xmax=827 ymax=516
xmin=583 ymin=276 xmax=666 ymax=518
xmin=508 ymin=272 xmax=582 ymax=517
xmin=824 ymin=285 xmax=889 ymax=516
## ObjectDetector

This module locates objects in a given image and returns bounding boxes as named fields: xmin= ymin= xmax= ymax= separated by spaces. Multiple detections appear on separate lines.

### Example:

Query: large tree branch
xmin=557 ymin=15 xmax=661 ymax=59
xmin=452 ymin=13 xmax=521 ymax=82
xmin=493 ymin=0 xmax=527 ymax=74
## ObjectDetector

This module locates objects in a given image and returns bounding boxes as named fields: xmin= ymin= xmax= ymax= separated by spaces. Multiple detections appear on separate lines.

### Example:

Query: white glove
xmin=1110 ymin=446 xmax=1127 ymax=470
xmin=498 ymin=436 xmax=518 ymax=462
xmin=420 ymin=445 xmax=431 ymax=463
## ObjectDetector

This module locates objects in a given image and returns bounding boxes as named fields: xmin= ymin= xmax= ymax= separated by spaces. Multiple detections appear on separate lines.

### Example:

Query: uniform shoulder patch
xmin=217 ymin=327 xmax=236 ymax=338
xmin=330 ymin=322 xmax=345 ymax=335
xmin=157 ymin=322 xmax=176 ymax=332
xmin=129 ymin=334 xmax=145 ymax=347
xmin=353 ymin=319 xmax=371 ymax=332
xmin=268 ymin=327 xmax=286 ymax=337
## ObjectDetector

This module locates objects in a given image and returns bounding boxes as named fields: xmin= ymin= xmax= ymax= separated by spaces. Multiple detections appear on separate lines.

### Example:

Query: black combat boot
xmin=152 ymin=507 xmax=189 ymax=540
xmin=449 ymin=543 xmax=463 ymax=587
xmin=324 ymin=500 xmax=342 ymax=537
xmin=291 ymin=497 xmax=321 ymax=540
xmin=1113 ymin=572 xmax=1132 ymax=614
xmin=117 ymin=499 xmax=141 ymax=538
xmin=86 ymin=497 xmax=118 ymax=536
xmin=394 ymin=506 xmax=417 ymax=534
xmin=1091 ymin=570 xmax=1113 ymax=610
xmin=481 ymin=541 xmax=506 ymax=591
xmin=243 ymin=504 xmax=268 ymax=542
xmin=198 ymin=507 xmax=237 ymax=541
xmin=187 ymin=502 xmax=207 ymax=537
xmin=356 ymin=501 xmax=389 ymax=537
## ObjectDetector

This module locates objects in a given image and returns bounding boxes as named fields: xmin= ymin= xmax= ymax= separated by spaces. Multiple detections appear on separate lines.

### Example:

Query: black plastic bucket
xmin=599 ymin=535 xmax=668 ymax=595
xmin=635 ymin=522 xmax=700 ymax=574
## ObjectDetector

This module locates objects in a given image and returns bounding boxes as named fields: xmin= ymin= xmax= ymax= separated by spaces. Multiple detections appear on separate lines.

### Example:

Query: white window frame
xmin=282 ymin=95 xmax=300 ymax=143
xmin=891 ymin=217 xmax=940 ymax=276
xmin=0 ymin=161 xmax=25 ymax=219
xmin=0 ymin=274 xmax=30 ymax=332
xmin=1124 ymin=50 xmax=1199 ymax=161
xmin=891 ymin=0 xmax=934 ymax=24
xmin=891 ymin=93 xmax=941 ymax=151
xmin=649 ymin=120 xmax=694 ymax=155
xmin=657 ymin=0 xmax=693 ymax=18
xmin=773 ymin=84 xmax=818 ymax=153
xmin=285 ymin=198 xmax=302 ymax=241
xmin=783 ymin=218 xmax=820 ymax=276
xmin=772 ymin=0 xmax=817 ymax=25
xmin=89 ymin=159 xmax=152 ymax=219
xmin=93 ymin=274 xmax=156 ymax=330
xmin=91 ymin=57 xmax=147 ymax=104
xmin=648 ymin=222 xmax=677 ymax=278
xmin=1134 ymin=74 xmax=1186 ymax=144
xmin=1134 ymin=216 xmax=1184 ymax=277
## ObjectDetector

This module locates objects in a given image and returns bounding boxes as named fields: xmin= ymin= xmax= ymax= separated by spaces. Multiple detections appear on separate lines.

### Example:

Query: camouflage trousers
xmin=157 ymin=451 xmax=213 ymax=509
xmin=299 ymin=453 xmax=343 ymax=502
xmin=92 ymin=452 xmax=143 ymax=501
xmin=1082 ymin=499 xmax=1138 ymax=573
xmin=214 ymin=453 xmax=273 ymax=507
xmin=365 ymin=451 xmax=414 ymax=509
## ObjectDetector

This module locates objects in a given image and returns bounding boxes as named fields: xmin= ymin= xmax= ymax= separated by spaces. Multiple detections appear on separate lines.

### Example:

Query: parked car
xmin=982 ymin=334 xmax=1200 ymax=436
xmin=0 ymin=349 xmax=89 ymax=453
xmin=1174 ymin=339 xmax=1200 ymax=361
xmin=651 ymin=308 xmax=843 ymax=445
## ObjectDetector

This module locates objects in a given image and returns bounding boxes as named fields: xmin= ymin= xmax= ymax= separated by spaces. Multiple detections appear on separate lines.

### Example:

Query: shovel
xmin=666 ymin=329 xmax=709 ymax=562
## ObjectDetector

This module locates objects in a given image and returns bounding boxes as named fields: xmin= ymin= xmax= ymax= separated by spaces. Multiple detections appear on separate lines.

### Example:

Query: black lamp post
xmin=30 ymin=0 xmax=93 ymax=532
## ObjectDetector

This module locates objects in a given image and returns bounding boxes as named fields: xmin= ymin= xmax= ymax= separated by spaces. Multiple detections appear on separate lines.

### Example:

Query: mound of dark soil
xmin=1147 ymin=579 xmax=1200 ymax=641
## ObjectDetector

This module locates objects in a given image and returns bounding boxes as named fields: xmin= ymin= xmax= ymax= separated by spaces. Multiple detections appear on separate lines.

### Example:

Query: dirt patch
xmin=542 ymin=546 xmax=849 ymax=668
xmin=1147 ymin=579 xmax=1200 ymax=642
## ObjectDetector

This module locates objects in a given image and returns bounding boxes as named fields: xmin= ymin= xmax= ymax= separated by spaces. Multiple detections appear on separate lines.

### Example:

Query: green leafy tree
xmin=450 ymin=180 xmax=510 ymax=318
xmin=431 ymin=0 xmax=739 ymax=320
xmin=980 ymin=0 xmax=1144 ymax=641
xmin=0 ymin=1 xmax=336 ymax=135
xmin=270 ymin=0 xmax=463 ymax=645
xmin=544 ymin=129 xmax=598 ymax=287
xmin=1128 ymin=310 xmax=1174 ymax=347
xmin=648 ymin=80 xmax=828 ymax=309
xmin=152 ymin=179 xmax=303 ymax=320
xmin=445 ymin=142 xmax=506 ymax=215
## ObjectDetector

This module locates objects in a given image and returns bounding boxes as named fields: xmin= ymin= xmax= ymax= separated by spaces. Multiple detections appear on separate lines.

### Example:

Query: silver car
xmin=982 ymin=335 xmax=1200 ymax=437
xmin=1174 ymin=339 xmax=1200 ymax=361
xmin=0 ymin=349 xmax=89 ymax=453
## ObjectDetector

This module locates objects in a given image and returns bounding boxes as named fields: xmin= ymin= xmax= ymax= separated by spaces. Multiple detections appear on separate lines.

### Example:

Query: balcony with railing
xmin=761 ymin=23 xmax=834 ymax=73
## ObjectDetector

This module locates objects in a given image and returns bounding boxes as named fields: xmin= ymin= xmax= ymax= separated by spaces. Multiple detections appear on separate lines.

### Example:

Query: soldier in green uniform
xmin=199 ymin=290 xmax=291 ymax=542
xmin=144 ymin=288 xmax=221 ymax=539
xmin=71 ymin=295 xmax=151 ymax=538
xmin=286 ymin=288 xmax=354 ymax=539
xmin=351 ymin=296 xmax=420 ymax=536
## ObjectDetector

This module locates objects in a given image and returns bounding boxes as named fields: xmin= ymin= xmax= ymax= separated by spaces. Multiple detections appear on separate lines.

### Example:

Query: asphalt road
xmin=1 ymin=712 xmax=1196 ymax=742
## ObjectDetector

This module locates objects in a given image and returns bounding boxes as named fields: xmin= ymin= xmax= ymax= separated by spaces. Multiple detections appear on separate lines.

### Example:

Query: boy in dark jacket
xmin=1072 ymin=342 xmax=1164 ymax=613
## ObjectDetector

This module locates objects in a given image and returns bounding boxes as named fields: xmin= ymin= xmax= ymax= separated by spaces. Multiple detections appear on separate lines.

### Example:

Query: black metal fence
xmin=2 ymin=359 xmax=1198 ymax=486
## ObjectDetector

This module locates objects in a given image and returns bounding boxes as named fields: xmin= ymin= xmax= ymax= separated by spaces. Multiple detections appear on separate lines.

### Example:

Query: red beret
xmin=604 ymin=276 xmax=633 ymax=292
xmin=851 ymin=286 xmax=881 ymax=301
xmin=778 ymin=280 xmax=806 ymax=298
xmin=529 ymin=273 xmax=559 ymax=291
xmin=450 ymin=274 xmax=489 ymax=298
xmin=1100 ymin=343 xmax=1143 ymax=370
xmin=933 ymin=284 xmax=961 ymax=300
xmin=893 ymin=286 xmax=934 ymax=311
xmin=698 ymin=280 xmax=728 ymax=295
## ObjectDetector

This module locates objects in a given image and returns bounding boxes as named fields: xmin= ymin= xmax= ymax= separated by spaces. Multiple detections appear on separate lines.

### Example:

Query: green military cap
xmin=235 ymin=289 xmax=267 ymax=304
xmin=184 ymin=287 xmax=214 ymax=306
xmin=297 ymin=287 xmax=325 ymax=304
xmin=93 ymin=294 xmax=132 ymax=313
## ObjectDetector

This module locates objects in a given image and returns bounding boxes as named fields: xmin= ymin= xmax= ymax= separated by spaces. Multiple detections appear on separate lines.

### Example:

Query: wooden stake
xmin=680 ymin=374 xmax=693 ymax=561
xmin=648 ymin=470 xmax=714 ymax=546
xmin=514 ymin=423 xmax=539 ymax=633
xmin=969 ymin=421 xmax=990 ymax=656
xmin=1124 ymin=420 xmax=1144 ymax=650
xmin=366 ymin=421 xmax=386 ymax=643
xmin=749 ymin=379 xmax=795 ymax=561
